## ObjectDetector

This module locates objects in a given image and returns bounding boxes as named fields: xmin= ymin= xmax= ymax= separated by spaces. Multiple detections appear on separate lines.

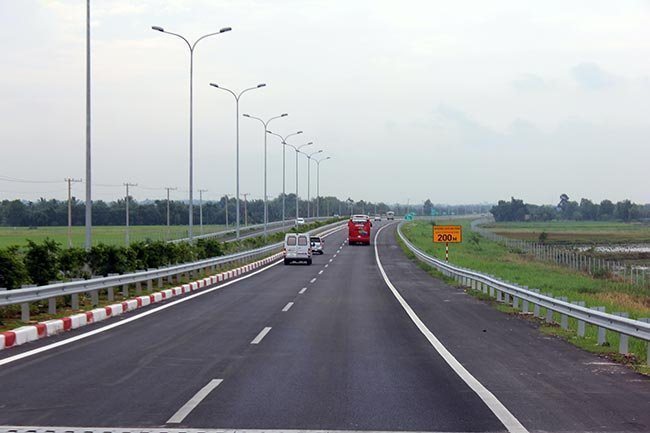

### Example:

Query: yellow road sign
xmin=433 ymin=225 xmax=462 ymax=243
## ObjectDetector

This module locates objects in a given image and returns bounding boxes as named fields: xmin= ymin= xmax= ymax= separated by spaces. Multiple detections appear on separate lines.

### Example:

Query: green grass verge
xmin=400 ymin=220 xmax=650 ymax=372
xmin=0 ymin=225 xmax=228 ymax=248
xmin=484 ymin=220 xmax=650 ymax=244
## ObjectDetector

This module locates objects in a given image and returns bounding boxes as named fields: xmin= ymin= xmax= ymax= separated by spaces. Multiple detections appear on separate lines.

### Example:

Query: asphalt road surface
xmin=0 ymin=221 xmax=648 ymax=433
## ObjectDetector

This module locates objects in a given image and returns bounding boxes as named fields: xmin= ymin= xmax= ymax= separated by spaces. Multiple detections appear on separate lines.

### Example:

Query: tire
xmin=284 ymin=259 xmax=290 ymax=265
xmin=307 ymin=258 xmax=312 ymax=265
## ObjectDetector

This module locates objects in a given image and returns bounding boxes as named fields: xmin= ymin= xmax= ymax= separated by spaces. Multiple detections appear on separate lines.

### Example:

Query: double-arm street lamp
xmin=151 ymin=25 xmax=231 ymax=241
xmin=209 ymin=83 xmax=266 ymax=240
xmin=314 ymin=156 xmax=331 ymax=217
xmin=287 ymin=142 xmax=313 ymax=221
xmin=242 ymin=113 xmax=288 ymax=237
xmin=303 ymin=149 xmax=323 ymax=218
xmin=266 ymin=130 xmax=303 ymax=226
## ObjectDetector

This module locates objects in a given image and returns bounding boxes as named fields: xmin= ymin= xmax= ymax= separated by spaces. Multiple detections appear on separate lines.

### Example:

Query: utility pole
xmin=199 ymin=189 xmax=208 ymax=235
xmin=164 ymin=187 xmax=176 ymax=239
xmin=241 ymin=193 xmax=250 ymax=227
xmin=124 ymin=182 xmax=137 ymax=245
xmin=65 ymin=178 xmax=82 ymax=248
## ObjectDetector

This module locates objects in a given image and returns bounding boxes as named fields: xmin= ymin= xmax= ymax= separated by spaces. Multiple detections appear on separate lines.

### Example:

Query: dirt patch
xmin=593 ymin=291 xmax=650 ymax=313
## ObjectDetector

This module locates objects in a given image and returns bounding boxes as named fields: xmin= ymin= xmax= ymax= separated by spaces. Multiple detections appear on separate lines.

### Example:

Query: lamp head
xmin=151 ymin=26 xmax=164 ymax=32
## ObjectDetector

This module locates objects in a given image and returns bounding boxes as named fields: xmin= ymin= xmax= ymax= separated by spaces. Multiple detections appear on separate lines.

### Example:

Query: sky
xmin=0 ymin=0 xmax=649 ymax=206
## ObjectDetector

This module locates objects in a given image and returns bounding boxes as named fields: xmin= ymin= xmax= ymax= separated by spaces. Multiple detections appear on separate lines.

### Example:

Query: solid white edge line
xmin=167 ymin=378 xmax=223 ymax=424
xmin=282 ymin=302 xmax=294 ymax=312
xmin=373 ymin=224 xmax=528 ymax=433
xmin=0 ymin=225 xmax=347 ymax=366
xmin=299 ymin=287 xmax=307 ymax=294
xmin=250 ymin=326 xmax=272 ymax=344
xmin=0 ymin=260 xmax=283 ymax=367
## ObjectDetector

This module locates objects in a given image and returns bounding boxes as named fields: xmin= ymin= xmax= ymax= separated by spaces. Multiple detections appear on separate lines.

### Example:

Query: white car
xmin=295 ymin=217 xmax=306 ymax=225
xmin=284 ymin=233 xmax=312 ymax=265
xmin=374 ymin=214 xmax=381 ymax=221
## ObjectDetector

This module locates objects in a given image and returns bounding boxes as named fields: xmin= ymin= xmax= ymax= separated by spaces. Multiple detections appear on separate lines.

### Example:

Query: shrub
xmin=24 ymin=239 xmax=61 ymax=285
xmin=59 ymin=247 xmax=88 ymax=279
xmin=0 ymin=246 xmax=29 ymax=289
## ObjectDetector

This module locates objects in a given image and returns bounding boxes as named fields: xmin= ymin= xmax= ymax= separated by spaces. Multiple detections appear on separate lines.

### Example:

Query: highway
xmin=0 ymin=221 xmax=648 ymax=432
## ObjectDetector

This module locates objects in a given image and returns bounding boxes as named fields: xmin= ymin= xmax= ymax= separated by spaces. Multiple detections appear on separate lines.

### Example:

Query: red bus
xmin=348 ymin=214 xmax=372 ymax=245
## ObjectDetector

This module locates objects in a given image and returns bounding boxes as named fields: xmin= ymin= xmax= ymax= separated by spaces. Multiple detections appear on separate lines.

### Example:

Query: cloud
xmin=571 ymin=62 xmax=616 ymax=90
xmin=512 ymin=73 xmax=546 ymax=91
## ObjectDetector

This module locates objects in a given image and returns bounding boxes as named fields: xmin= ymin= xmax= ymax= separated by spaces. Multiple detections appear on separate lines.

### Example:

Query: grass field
xmin=0 ymin=225 xmax=227 ymax=248
xmin=484 ymin=220 xmax=650 ymax=244
xmin=401 ymin=219 xmax=650 ymax=370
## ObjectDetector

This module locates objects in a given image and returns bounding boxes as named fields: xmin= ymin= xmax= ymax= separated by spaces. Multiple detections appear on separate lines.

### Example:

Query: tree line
xmin=490 ymin=197 xmax=650 ymax=222
xmin=0 ymin=194 xmax=393 ymax=227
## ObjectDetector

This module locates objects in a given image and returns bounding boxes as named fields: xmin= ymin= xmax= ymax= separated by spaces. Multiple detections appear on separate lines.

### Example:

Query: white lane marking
xmin=0 ymin=260 xmax=282 ymax=367
xmin=318 ymin=270 xmax=324 ymax=275
xmin=167 ymin=379 xmax=223 ymax=423
xmin=0 ymin=225 xmax=348 ymax=366
xmin=250 ymin=327 xmax=272 ymax=344
xmin=299 ymin=287 xmax=307 ymax=294
xmin=325 ymin=264 xmax=329 ymax=268
xmin=282 ymin=302 xmax=294 ymax=312
xmin=373 ymin=225 xmax=528 ymax=433
xmin=310 ymin=278 xmax=317 ymax=283
xmin=329 ymin=258 xmax=333 ymax=262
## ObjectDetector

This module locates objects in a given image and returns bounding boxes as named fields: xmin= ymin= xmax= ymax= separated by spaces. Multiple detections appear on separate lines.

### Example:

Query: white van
xmin=284 ymin=233 xmax=312 ymax=265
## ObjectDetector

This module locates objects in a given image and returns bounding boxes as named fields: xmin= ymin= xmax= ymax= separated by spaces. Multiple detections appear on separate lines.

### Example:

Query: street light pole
xmin=224 ymin=194 xmax=229 ymax=228
xmin=164 ymin=186 xmax=177 ymax=240
xmin=242 ymin=113 xmax=288 ymax=237
xmin=241 ymin=193 xmax=250 ymax=226
xmin=84 ymin=0 xmax=92 ymax=250
xmin=124 ymin=182 xmax=137 ymax=245
xmin=266 ymin=130 xmax=303 ymax=227
xmin=314 ymin=156 xmax=331 ymax=218
xmin=65 ymin=178 xmax=82 ymax=248
xmin=209 ymin=83 xmax=266 ymax=240
xmin=198 ymin=189 xmax=208 ymax=235
xmin=152 ymin=25 xmax=231 ymax=242
xmin=305 ymin=149 xmax=323 ymax=219
xmin=289 ymin=142 xmax=313 ymax=221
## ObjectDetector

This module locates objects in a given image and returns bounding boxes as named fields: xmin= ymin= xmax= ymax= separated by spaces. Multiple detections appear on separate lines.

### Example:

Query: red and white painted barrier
xmin=0 ymin=251 xmax=284 ymax=351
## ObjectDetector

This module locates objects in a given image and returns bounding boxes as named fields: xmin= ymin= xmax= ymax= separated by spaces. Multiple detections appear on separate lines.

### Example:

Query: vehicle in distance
xmin=386 ymin=211 xmax=395 ymax=220
xmin=348 ymin=214 xmax=372 ymax=245
xmin=295 ymin=217 xmax=305 ymax=225
xmin=284 ymin=233 xmax=312 ymax=265
xmin=374 ymin=214 xmax=381 ymax=221
xmin=310 ymin=236 xmax=324 ymax=254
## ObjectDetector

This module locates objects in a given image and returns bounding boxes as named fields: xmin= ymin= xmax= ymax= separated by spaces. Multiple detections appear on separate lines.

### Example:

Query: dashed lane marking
xmin=250 ymin=327 xmax=272 ymax=344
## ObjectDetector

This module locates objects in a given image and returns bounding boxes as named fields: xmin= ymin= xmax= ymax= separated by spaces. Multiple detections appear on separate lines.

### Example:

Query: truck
xmin=386 ymin=211 xmax=395 ymax=220
xmin=348 ymin=214 xmax=372 ymax=245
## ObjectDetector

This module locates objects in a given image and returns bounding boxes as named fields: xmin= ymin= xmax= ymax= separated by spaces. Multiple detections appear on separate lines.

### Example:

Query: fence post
xmin=21 ymin=302 xmax=30 ymax=322
xmin=90 ymin=290 xmax=99 ymax=307
xmin=559 ymin=296 xmax=569 ymax=329
xmin=71 ymin=293 xmax=79 ymax=310
xmin=572 ymin=301 xmax=586 ymax=336
xmin=135 ymin=281 xmax=142 ymax=295
xmin=591 ymin=306 xmax=607 ymax=345
xmin=532 ymin=289 xmax=541 ymax=317
xmin=543 ymin=293 xmax=554 ymax=323
xmin=122 ymin=284 xmax=129 ymax=298
xmin=613 ymin=312 xmax=629 ymax=354
xmin=640 ymin=319 xmax=650 ymax=366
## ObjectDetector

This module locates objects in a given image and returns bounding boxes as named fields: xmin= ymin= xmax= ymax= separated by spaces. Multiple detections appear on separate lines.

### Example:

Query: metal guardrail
xmin=1 ymin=220 xmax=345 ymax=322
xmin=397 ymin=222 xmax=650 ymax=364
xmin=171 ymin=217 xmax=329 ymax=243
